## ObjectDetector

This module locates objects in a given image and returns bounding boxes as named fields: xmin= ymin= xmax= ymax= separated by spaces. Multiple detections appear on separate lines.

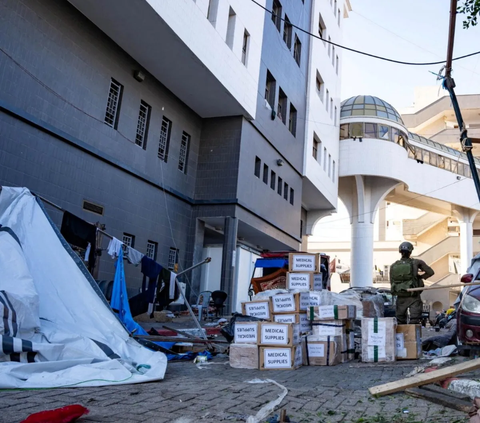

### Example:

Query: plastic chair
xmin=210 ymin=290 xmax=228 ymax=318
xmin=192 ymin=291 xmax=212 ymax=321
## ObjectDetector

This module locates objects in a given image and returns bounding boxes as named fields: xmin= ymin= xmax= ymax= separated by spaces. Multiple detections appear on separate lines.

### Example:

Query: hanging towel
xmin=110 ymin=249 xmax=147 ymax=335
xmin=126 ymin=246 xmax=144 ymax=266
xmin=107 ymin=237 xmax=123 ymax=259
xmin=169 ymin=272 xmax=177 ymax=299
xmin=141 ymin=256 xmax=163 ymax=303
xmin=60 ymin=211 xmax=96 ymax=270
xmin=84 ymin=243 xmax=91 ymax=262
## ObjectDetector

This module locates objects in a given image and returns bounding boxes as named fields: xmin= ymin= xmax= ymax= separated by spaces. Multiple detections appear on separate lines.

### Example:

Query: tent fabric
xmin=0 ymin=187 xmax=167 ymax=388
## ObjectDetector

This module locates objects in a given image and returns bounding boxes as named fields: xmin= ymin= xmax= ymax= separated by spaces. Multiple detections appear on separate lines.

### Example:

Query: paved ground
xmin=1 ymin=356 xmax=471 ymax=423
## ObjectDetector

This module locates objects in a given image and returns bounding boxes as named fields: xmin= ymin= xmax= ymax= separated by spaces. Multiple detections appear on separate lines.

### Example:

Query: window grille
xmin=178 ymin=132 xmax=190 ymax=173
xmin=104 ymin=78 xmax=123 ymax=128
xmin=158 ymin=117 xmax=172 ymax=161
xmin=136 ymin=100 xmax=151 ymax=149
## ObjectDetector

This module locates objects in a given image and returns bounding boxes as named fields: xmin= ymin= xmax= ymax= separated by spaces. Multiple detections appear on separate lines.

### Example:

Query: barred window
xmin=123 ymin=233 xmax=134 ymax=248
xmin=158 ymin=117 xmax=172 ymax=162
xmin=178 ymin=132 xmax=190 ymax=173
xmin=104 ymin=78 xmax=123 ymax=128
xmin=168 ymin=247 xmax=179 ymax=270
xmin=135 ymin=100 xmax=151 ymax=149
xmin=146 ymin=241 xmax=157 ymax=260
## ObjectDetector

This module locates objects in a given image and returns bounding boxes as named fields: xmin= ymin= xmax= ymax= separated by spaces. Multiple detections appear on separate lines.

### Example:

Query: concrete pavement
xmin=1 ymin=357 xmax=471 ymax=423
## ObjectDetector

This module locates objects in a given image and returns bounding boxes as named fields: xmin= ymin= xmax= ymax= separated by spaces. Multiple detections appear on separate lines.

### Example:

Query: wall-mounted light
xmin=133 ymin=70 xmax=145 ymax=82
xmin=277 ymin=159 xmax=284 ymax=166
xmin=457 ymin=175 xmax=462 ymax=181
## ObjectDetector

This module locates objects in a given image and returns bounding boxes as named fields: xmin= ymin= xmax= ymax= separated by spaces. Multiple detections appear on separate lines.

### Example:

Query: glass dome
xmin=340 ymin=95 xmax=404 ymax=125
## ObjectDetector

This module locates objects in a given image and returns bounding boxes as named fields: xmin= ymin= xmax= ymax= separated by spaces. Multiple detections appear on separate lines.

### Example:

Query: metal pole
xmin=445 ymin=0 xmax=457 ymax=79
xmin=407 ymin=281 xmax=480 ymax=292
xmin=174 ymin=258 xmax=211 ymax=340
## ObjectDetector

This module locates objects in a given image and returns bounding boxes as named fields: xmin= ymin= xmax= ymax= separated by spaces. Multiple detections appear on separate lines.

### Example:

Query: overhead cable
xmin=250 ymin=0 xmax=480 ymax=66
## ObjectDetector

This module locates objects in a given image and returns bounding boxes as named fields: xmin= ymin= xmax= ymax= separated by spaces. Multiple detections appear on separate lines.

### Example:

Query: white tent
xmin=0 ymin=187 xmax=167 ymax=388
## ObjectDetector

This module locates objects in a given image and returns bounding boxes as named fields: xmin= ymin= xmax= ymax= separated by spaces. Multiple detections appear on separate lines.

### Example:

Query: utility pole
xmin=443 ymin=0 xmax=480 ymax=203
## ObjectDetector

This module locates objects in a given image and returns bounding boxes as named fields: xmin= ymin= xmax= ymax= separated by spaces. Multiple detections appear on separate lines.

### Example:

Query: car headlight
xmin=462 ymin=294 xmax=480 ymax=313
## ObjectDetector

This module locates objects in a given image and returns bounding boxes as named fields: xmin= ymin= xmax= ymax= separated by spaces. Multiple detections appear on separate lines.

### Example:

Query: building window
xmin=293 ymin=35 xmax=302 ymax=66
xmin=328 ymin=36 xmax=332 ymax=56
xmin=316 ymin=72 xmax=325 ymax=102
xmin=265 ymin=70 xmax=276 ymax=109
xmin=158 ymin=116 xmax=172 ymax=162
xmin=226 ymin=7 xmax=236 ymax=49
xmin=146 ymin=241 xmax=157 ymax=260
xmin=283 ymin=15 xmax=292 ymax=48
xmin=336 ymin=55 xmax=339 ymax=74
xmin=104 ymin=78 xmax=123 ymax=129
xmin=123 ymin=233 xmax=135 ymax=248
xmin=270 ymin=170 xmax=276 ymax=190
xmin=242 ymin=30 xmax=250 ymax=65
xmin=135 ymin=100 xmax=151 ymax=149
xmin=290 ymin=188 xmax=294 ymax=205
xmin=284 ymin=182 xmax=288 ymax=200
xmin=328 ymin=154 xmax=332 ymax=177
xmin=334 ymin=106 xmax=337 ymax=126
xmin=207 ymin=0 xmax=219 ymax=26
xmin=178 ymin=131 xmax=190 ymax=173
xmin=254 ymin=156 xmax=261 ymax=177
xmin=332 ymin=160 xmax=336 ymax=181
xmin=318 ymin=14 xmax=326 ymax=42
xmin=318 ymin=139 xmax=322 ymax=163
xmin=168 ymin=247 xmax=178 ymax=270
xmin=332 ymin=46 xmax=335 ymax=66
xmin=326 ymin=90 xmax=329 ymax=111
xmin=334 ymin=0 xmax=337 ymax=15
xmin=323 ymin=147 xmax=327 ymax=170
xmin=272 ymin=0 xmax=282 ymax=32
xmin=313 ymin=138 xmax=318 ymax=160
xmin=277 ymin=88 xmax=287 ymax=123
xmin=278 ymin=177 xmax=283 ymax=196
xmin=263 ymin=163 xmax=269 ymax=184
xmin=300 ymin=219 xmax=303 ymax=238
xmin=330 ymin=98 xmax=333 ymax=119
xmin=338 ymin=9 xmax=341 ymax=26
xmin=289 ymin=103 xmax=297 ymax=136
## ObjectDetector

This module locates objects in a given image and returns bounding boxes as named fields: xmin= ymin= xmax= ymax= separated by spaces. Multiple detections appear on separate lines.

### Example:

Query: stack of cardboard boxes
xmin=230 ymin=252 xmax=423 ymax=369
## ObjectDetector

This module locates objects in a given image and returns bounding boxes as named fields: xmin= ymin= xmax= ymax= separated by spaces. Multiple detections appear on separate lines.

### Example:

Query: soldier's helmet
xmin=399 ymin=241 xmax=414 ymax=253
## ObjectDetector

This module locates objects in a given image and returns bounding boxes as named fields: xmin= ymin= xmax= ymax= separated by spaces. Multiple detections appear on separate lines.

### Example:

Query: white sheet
xmin=0 ymin=187 xmax=167 ymax=388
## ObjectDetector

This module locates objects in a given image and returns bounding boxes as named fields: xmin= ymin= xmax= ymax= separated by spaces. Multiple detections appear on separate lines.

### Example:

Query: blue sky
xmin=340 ymin=0 xmax=480 ymax=110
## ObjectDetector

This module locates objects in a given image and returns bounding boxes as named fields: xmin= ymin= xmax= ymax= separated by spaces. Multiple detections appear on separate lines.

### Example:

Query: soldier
xmin=390 ymin=242 xmax=434 ymax=324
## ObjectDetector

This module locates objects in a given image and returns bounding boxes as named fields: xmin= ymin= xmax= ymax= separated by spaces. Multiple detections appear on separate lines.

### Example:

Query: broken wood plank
xmin=134 ymin=335 xmax=229 ymax=344
xmin=369 ymin=358 xmax=480 ymax=397
xmin=405 ymin=387 xmax=475 ymax=413
xmin=420 ymin=384 xmax=471 ymax=402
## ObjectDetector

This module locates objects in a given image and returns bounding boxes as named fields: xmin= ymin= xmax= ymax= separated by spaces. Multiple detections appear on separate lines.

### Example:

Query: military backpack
xmin=390 ymin=259 xmax=416 ymax=296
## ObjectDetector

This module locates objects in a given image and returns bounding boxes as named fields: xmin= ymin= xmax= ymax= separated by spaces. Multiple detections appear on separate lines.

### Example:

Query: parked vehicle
xmin=456 ymin=253 xmax=480 ymax=355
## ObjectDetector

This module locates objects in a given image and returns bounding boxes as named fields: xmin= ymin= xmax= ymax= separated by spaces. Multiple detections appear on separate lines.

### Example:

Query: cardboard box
xmin=308 ymin=305 xmax=356 ymax=321
xmin=229 ymin=344 xmax=259 ymax=369
xmin=273 ymin=313 xmax=301 ymax=324
xmin=311 ymin=320 xmax=347 ymax=337
xmin=361 ymin=317 xmax=396 ymax=363
xmin=242 ymin=300 xmax=272 ymax=320
xmin=362 ymin=300 xmax=384 ymax=318
xmin=299 ymin=313 xmax=312 ymax=334
xmin=299 ymin=292 xmax=322 ymax=311
xmin=259 ymin=322 xmax=300 ymax=347
xmin=271 ymin=292 xmax=300 ymax=314
xmin=313 ymin=273 xmax=323 ymax=290
xmin=302 ymin=335 xmax=343 ymax=366
xmin=287 ymin=272 xmax=314 ymax=291
xmin=289 ymin=253 xmax=320 ymax=273
xmin=234 ymin=321 xmax=259 ymax=344
xmin=259 ymin=346 xmax=302 ymax=370
xmin=396 ymin=324 xmax=422 ymax=360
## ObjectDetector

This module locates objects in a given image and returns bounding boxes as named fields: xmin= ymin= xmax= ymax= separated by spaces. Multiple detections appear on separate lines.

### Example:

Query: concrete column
xmin=378 ymin=200 xmax=387 ymax=242
xmin=339 ymin=176 xmax=400 ymax=288
xmin=453 ymin=207 xmax=479 ymax=274
xmin=220 ymin=216 xmax=238 ymax=315
xmin=190 ymin=219 xmax=205 ymax=299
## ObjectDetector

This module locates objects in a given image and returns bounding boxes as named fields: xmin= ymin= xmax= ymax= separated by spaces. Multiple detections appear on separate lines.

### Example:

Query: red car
xmin=457 ymin=255 xmax=480 ymax=354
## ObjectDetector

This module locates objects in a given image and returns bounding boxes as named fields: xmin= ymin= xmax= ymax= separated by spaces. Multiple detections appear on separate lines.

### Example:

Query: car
xmin=456 ymin=253 xmax=480 ymax=354
xmin=339 ymin=286 xmax=396 ymax=317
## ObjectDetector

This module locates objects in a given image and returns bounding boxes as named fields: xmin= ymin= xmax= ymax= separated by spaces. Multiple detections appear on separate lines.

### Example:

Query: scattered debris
xmin=20 ymin=405 xmax=89 ymax=423
xmin=405 ymin=384 xmax=475 ymax=413
xmin=245 ymin=379 xmax=288 ymax=423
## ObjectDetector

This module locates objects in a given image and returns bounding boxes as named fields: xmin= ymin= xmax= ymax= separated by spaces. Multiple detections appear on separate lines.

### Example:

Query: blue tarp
xmin=111 ymin=249 xmax=148 ymax=336
xmin=254 ymin=258 xmax=288 ymax=268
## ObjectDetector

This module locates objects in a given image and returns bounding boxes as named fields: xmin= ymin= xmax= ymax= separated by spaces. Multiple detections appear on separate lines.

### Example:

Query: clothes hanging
xmin=110 ymin=249 xmax=147 ymax=335
xmin=141 ymin=256 xmax=162 ymax=303
xmin=60 ymin=211 xmax=96 ymax=270
xmin=156 ymin=268 xmax=179 ymax=310
xmin=126 ymin=246 xmax=143 ymax=266
xmin=107 ymin=237 xmax=123 ymax=259
xmin=169 ymin=271 xmax=177 ymax=299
